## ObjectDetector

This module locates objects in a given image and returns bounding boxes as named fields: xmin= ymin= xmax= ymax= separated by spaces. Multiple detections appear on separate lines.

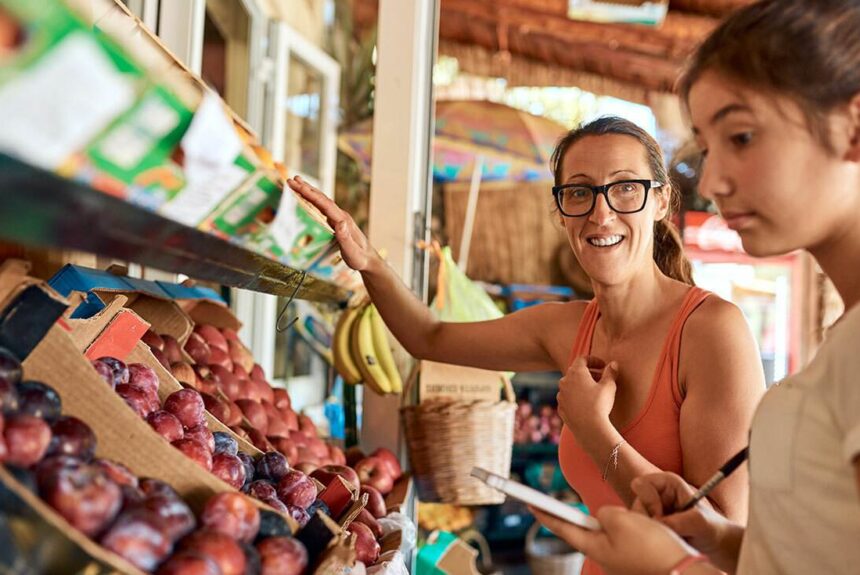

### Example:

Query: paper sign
xmin=418 ymin=361 xmax=503 ymax=403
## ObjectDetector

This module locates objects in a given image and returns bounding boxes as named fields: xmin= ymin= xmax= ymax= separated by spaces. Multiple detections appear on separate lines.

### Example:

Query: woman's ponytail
xmin=653 ymin=219 xmax=694 ymax=286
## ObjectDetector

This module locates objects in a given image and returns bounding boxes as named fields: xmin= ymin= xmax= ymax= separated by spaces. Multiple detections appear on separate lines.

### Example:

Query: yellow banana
xmin=332 ymin=306 xmax=362 ymax=385
xmin=350 ymin=304 xmax=392 ymax=394
xmin=368 ymin=305 xmax=403 ymax=394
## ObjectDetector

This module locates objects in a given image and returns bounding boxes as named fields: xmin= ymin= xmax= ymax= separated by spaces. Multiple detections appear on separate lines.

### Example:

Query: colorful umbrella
xmin=338 ymin=100 xmax=567 ymax=183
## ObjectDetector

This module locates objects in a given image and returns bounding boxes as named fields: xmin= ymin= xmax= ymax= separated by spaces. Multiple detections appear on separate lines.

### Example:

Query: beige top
xmin=738 ymin=304 xmax=860 ymax=574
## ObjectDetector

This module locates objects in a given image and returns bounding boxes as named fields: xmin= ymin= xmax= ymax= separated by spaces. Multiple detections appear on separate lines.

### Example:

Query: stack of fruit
xmin=91 ymin=356 xmax=248 ymax=489
xmin=332 ymin=303 xmax=403 ymax=395
xmin=417 ymin=503 xmax=475 ymax=533
xmin=0 ymin=346 xmax=309 ymax=574
xmin=142 ymin=324 xmax=347 ymax=468
xmin=514 ymin=401 xmax=563 ymax=445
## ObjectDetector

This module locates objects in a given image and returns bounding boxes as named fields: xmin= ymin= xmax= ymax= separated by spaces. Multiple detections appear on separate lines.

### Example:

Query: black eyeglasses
xmin=552 ymin=179 xmax=663 ymax=217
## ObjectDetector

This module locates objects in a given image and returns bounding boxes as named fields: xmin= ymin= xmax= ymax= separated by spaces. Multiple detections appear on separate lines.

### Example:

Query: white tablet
xmin=471 ymin=467 xmax=601 ymax=531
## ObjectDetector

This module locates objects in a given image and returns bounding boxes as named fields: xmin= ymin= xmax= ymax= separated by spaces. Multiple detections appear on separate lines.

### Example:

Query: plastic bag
xmin=431 ymin=245 xmax=502 ymax=323
xmin=379 ymin=512 xmax=417 ymax=554
xmin=367 ymin=551 xmax=409 ymax=575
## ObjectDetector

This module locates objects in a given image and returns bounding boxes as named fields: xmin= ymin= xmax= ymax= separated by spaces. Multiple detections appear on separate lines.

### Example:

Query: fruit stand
xmin=0 ymin=0 xmax=416 ymax=573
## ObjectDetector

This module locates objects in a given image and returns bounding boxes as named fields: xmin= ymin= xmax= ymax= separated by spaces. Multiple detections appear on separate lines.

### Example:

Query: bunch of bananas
xmin=418 ymin=503 xmax=475 ymax=532
xmin=332 ymin=302 xmax=403 ymax=394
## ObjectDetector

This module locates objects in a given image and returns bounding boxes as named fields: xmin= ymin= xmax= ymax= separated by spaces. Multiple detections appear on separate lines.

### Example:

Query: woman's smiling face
xmin=688 ymin=70 xmax=860 ymax=258
xmin=559 ymin=134 xmax=668 ymax=287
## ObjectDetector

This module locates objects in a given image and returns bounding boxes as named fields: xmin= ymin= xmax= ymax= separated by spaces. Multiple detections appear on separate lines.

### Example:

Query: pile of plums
xmin=91 ymin=357 xmax=247 ymax=490
xmin=236 ymin=450 xmax=322 ymax=529
xmin=1 ymin=346 xmax=310 ymax=574
xmin=141 ymin=326 xmax=346 ymax=470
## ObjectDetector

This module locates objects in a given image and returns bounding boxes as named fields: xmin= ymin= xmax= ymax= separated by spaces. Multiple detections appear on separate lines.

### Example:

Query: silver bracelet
xmin=602 ymin=438 xmax=627 ymax=482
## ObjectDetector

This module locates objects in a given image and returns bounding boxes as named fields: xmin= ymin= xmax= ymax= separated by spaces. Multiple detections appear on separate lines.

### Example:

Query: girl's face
xmin=688 ymin=71 xmax=860 ymax=257
xmin=559 ymin=134 xmax=669 ymax=286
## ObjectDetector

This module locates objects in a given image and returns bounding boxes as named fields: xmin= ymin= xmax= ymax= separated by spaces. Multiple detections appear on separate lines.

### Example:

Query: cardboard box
xmin=157 ymin=281 xmax=242 ymax=332
xmin=416 ymin=361 xmax=506 ymax=403
xmin=66 ymin=295 xmax=261 ymax=458
xmin=384 ymin=474 xmax=413 ymax=516
xmin=0 ymin=466 xmax=147 ymax=575
xmin=49 ymin=264 xmax=195 ymax=355
xmin=0 ymin=260 xmax=68 ymax=360
xmin=0 ymin=1 xmax=146 ymax=173
xmin=416 ymin=531 xmax=481 ymax=575
xmin=16 ymin=298 xmax=295 ymax=529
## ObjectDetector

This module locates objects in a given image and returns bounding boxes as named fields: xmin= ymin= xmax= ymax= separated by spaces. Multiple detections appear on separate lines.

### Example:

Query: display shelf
xmin=0 ymin=154 xmax=350 ymax=305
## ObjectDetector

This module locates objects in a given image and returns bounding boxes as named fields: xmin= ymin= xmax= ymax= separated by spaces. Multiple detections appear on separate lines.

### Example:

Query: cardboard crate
xmin=0 ymin=466 xmax=146 ymax=575
xmin=17 ymin=301 xmax=296 ymax=529
xmin=66 ymin=295 xmax=262 ymax=458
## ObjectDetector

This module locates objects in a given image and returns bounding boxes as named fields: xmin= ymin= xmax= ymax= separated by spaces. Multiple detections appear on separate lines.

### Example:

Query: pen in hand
xmin=678 ymin=447 xmax=749 ymax=512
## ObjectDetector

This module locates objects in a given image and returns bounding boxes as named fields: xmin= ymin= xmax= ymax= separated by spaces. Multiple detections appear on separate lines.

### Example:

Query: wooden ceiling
xmin=353 ymin=0 xmax=756 ymax=94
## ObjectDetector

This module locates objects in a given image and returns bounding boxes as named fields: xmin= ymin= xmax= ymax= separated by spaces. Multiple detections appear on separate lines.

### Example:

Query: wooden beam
xmin=354 ymin=0 xmax=719 ymax=93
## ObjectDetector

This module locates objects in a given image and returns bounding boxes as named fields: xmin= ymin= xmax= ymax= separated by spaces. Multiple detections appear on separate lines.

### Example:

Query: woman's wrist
xmin=358 ymin=248 xmax=387 ymax=278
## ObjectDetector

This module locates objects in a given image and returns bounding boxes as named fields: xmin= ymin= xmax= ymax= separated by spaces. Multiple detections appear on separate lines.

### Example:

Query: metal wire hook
xmin=276 ymin=270 xmax=307 ymax=332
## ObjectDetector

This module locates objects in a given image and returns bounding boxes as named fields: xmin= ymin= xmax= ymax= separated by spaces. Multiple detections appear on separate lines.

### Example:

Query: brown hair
xmin=550 ymin=116 xmax=694 ymax=285
xmin=677 ymin=0 xmax=860 ymax=152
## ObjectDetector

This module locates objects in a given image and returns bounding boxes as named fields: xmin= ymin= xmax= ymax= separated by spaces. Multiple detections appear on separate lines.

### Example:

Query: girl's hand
xmin=631 ymin=473 xmax=742 ymax=568
xmin=286 ymin=176 xmax=376 ymax=272
xmin=530 ymin=505 xmax=700 ymax=575
xmin=557 ymin=356 xmax=619 ymax=439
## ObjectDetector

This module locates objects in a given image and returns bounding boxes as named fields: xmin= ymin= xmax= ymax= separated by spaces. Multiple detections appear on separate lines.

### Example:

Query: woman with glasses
xmin=529 ymin=2 xmax=860 ymax=574
xmin=288 ymin=116 xmax=764 ymax=575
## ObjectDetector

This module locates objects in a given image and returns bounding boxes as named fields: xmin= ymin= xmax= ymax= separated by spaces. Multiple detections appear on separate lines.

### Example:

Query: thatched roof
xmin=353 ymin=0 xmax=756 ymax=96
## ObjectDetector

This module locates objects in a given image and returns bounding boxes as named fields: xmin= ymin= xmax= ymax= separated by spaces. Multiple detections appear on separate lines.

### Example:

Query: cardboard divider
xmin=180 ymin=298 xmax=242 ymax=332
xmin=384 ymin=474 xmax=413 ymax=515
xmin=0 ymin=466 xmax=147 ymax=575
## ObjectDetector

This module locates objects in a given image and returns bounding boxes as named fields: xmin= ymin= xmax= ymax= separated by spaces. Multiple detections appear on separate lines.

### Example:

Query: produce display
xmin=514 ymin=401 xmax=563 ymax=445
xmin=0 ymin=345 xmax=308 ymax=574
xmin=332 ymin=302 xmax=403 ymax=395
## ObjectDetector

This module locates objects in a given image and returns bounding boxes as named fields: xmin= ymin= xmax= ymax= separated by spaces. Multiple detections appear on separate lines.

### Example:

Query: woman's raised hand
xmin=286 ymin=176 xmax=376 ymax=272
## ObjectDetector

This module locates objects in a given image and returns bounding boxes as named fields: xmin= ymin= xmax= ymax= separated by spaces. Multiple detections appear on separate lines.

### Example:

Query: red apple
xmin=170 ymin=362 xmax=196 ymax=387
xmin=298 ymin=414 xmax=316 ymax=436
xmin=224 ymin=399 xmax=244 ymax=427
xmin=294 ymin=461 xmax=318 ymax=475
xmin=327 ymin=444 xmax=346 ymax=467
xmin=244 ymin=480 xmax=277 ymax=501
xmin=222 ymin=328 xmax=240 ymax=342
xmin=310 ymin=465 xmax=359 ymax=491
xmin=250 ymin=364 xmax=266 ymax=382
xmin=371 ymin=447 xmax=402 ymax=480
xmin=162 ymin=335 xmax=184 ymax=364
xmin=360 ymin=485 xmax=387 ymax=519
xmin=236 ymin=399 xmax=267 ymax=433
xmin=272 ymin=388 xmax=291 ymax=411
xmin=246 ymin=427 xmax=274 ymax=452
xmin=184 ymin=332 xmax=211 ymax=365
xmin=354 ymin=457 xmax=394 ymax=495
xmin=350 ymin=521 xmax=380 ymax=565
xmin=141 ymin=330 xmax=165 ymax=351
xmin=150 ymin=348 xmax=170 ymax=370
xmin=345 ymin=446 xmax=366 ymax=468
xmin=232 ymin=364 xmax=250 ymax=382
xmin=281 ymin=409 xmax=299 ymax=432
xmin=262 ymin=403 xmax=289 ymax=438
xmin=228 ymin=339 xmax=254 ymax=373
xmin=212 ymin=453 xmax=247 ymax=489
xmin=354 ymin=507 xmax=383 ymax=538
xmin=195 ymin=324 xmax=228 ymax=352
xmin=208 ymin=346 xmax=233 ymax=371
xmin=137 ymin=494 xmax=197 ymax=542
xmin=200 ymin=393 xmax=231 ymax=425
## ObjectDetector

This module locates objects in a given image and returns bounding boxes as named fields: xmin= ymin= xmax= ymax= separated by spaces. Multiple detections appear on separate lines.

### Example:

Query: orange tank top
xmin=558 ymin=287 xmax=711 ymax=575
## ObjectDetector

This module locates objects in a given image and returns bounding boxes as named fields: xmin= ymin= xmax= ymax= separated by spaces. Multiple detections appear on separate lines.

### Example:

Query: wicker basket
xmin=401 ymin=377 xmax=516 ymax=505
xmin=525 ymin=521 xmax=585 ymax=575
